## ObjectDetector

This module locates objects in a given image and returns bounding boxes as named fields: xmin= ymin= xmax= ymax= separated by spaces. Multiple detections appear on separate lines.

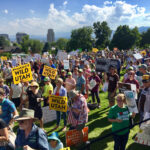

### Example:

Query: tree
xmin=30 ymin=40 xmax=44 ymax=54
xmin=93 ymin=21 xmax=112 ymax=49
xmin=56 ymin=38 xmax=69 ymax=50
xmin=140 ymin=28 xmax=150 ymax=48
xmin=110 ymin=25 xmax=141 ymax=50
xmin=0 ymin=36 xmax=10 ymax=48
xmin=67 ymin=26 xmax=93 ymax=52
xmin=43 ymin=42 xmax=51 ymax=52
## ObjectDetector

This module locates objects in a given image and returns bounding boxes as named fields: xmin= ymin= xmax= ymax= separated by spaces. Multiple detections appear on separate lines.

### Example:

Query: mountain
xmin=138 ymin=26 xmax=150 ymax=33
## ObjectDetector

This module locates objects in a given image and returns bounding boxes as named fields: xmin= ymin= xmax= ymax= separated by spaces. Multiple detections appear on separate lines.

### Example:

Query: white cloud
xmin=104 ymin=1 xmax=112 ymax=5
xmin=30 ymin=9 xmax=35 ymax=14
xmin=63 ymin=1 xmax=68 ymax=6
xmin=1 ymin=1 xmax=150 ymax=36
xmin=3 ymin=9 xmax=8 ymax=14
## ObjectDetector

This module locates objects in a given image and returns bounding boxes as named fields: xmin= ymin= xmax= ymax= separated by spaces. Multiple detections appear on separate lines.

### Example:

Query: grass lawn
xmin=13 ymin=70 xmax=150 ymax=150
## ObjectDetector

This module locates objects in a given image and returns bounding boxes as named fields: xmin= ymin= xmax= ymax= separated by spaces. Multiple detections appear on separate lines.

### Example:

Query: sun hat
xmin=30 ymin=81 xmax=39 ymax=87
xmin=68 ymin=72 xmax=72 ymax=76
xmin=68 ymin=90 xmax=79 ymax=99
xmin=15 ymin=108 xmax=36 ymax=121
xmin=44 ymin=77 xmax=51 ymax=82
xmin=142 ymin=75 xmax=150 ymax=83
xmin=48 ymin=132 xmax=60 ymax=143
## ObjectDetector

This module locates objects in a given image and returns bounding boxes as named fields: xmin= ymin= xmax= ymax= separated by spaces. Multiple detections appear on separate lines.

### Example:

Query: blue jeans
xmin=91 ymin=91 xmax=100 ymax=104
xmin=56 ymin=111 xmax=67 ymax=126
xmin=113 ymin=132 xmax=129 ymax=150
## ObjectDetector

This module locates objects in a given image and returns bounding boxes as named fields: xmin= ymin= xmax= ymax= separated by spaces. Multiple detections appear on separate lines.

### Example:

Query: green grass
xmin=13 ymin=69 xmax=150 ymax=150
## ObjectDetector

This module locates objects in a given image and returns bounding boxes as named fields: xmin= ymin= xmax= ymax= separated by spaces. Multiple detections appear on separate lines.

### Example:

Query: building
xmin=0 ymin=34 xmax=9 ymax=41
xmin=47 ymin=29 xmax=55 ymax=43
xmin=16 ymin=32 xmax=28 ymax=43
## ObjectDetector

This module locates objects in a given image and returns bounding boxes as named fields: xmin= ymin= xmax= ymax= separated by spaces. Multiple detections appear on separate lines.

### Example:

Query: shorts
xmin=34 ymin=108 xmax=43 ymax=120
xmin=12 ymin=98 xmax=21 ymax=108
xmin=108 ymin=92 xmax=115 ymax=102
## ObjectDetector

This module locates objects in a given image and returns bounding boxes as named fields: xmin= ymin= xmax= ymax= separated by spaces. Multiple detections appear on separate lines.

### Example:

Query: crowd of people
xmin=0 ymin=49 xmax=149 ymax=150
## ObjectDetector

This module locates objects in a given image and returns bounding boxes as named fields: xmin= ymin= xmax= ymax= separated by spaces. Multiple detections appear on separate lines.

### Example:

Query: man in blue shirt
xmin=0 ymin=88 xmax=18 ymax=126
xmin=15 ymin=108 xmax=49 ymax=150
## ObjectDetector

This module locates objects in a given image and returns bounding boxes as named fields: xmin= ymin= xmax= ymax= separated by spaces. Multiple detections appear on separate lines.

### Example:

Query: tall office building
xmin=16 ymin=32 xmax=28 ymax=43
xmin=0 ymin=34 xmax=9 ymax=41
xmin=47 ymin=29 xmax=55 ymax=43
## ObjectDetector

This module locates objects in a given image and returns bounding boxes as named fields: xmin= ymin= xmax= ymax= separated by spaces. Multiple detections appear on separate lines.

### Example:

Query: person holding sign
xmin=53 ymin=78 xmax=67 ymax=131
xmin=108 ymin=94 xmax=136 ymax=150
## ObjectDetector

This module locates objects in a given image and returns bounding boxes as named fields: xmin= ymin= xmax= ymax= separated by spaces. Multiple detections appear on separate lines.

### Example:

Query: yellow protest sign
xmin=42 ymin=65 xmax=57 ymax=79
xmin=92 ymin=48 xmax=99 ymax=53
xmin=12 ymin=63 xmax=33 ymax=84
xmin=140 ymin=50 xmax=146 ymax=56
xmin=1 ymin=56 xmax=7 ymax=61
xmin=49 ymin=95 xmax=67 ymax=112
xmin=60 ymin=147 xmax=70 ymax=150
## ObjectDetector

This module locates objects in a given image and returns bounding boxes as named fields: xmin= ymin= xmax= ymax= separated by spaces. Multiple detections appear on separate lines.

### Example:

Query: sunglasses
xmin=18 ymin=120 xmax=25 ymax=124
xmin=31 ymin=86 xmax=38 ymax=88
xmin=128 ymin=73 xmax=134 ymax=75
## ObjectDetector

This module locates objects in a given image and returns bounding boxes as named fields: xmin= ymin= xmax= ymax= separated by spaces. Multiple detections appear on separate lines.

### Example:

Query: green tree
xmin=140 ymin=28 xmax=150 ymax=48
xmin=110 ymin=25 xmax=140 ymax=50
xmin=56 ymin=38 xmax=69 ymax=50
xmin=93 ymin=21 xmax=112 ymax=49
xmin=43 ymin=42 xmax=51 ymax=52
xmin=132 ymin=27 xmax=141 ymax=47
xmin=30 ymin=40 xmax=44 ymax=54
xmin=0 ymin=36 xmax=10 ymax=48
xmin=67 ymin=26 xmax=93 ymax=52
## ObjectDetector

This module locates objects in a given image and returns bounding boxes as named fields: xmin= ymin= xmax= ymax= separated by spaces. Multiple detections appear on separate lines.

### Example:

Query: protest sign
xmin=42 ymin=65 xmax=57 ymax=79
xmin=57 ymin=51 xmax=68 ymax=61
xmin=49 ymin=95 xmax=67 ymax=112
xmin=124 ymin=91 xmax=138 ymax=113
xmin=89 ymin=79 xmax=96 ymax=90
xmin=42 ymin=106 xmax=56 ymax=124
xmin=118 ymin=82 xmax=132 ymax=93
xmin=1 ymin=56 xmax=7 ymax=61
xmin=92 ymin=48 xmax=99 ymax=53
xmin=66 ymin=127 xmax=88 ymax=146
xmin=63 ymin=60 xmax=69 ymax=70
xmin=11 ymin=59 xmax=17 ymax=67
xmin=140 ymin=50 xmax=146 ymax=56
xmin=133 ymin=53 xmax=143 ymax=60
xmin=60 ymin=148 xmax=70 ymax=150
xmin=12 ymin=63 xmax=33 ymax=84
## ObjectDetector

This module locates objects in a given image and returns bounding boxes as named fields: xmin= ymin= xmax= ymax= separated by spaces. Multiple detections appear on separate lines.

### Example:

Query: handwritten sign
xmin=64 ymin=60 xmax=69 ymax=70
xmin=42 ymin=65 xmax=57 ymax=80
xmin=49 ymin=95 xmax=67 ymax=112
xmin=42 ymin=106 xmax=56 ymax=124
xmin=66 ymin=127 xmax=88 ymax=146
xmin=12 ymin=63 xmax=33 ymax=84
xmin=1 ymin=56 xmax=7 ymax=61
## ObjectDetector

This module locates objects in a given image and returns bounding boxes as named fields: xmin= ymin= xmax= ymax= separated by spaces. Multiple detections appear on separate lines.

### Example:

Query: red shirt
xmin=125 ymin=79 xmax=140 ymax=89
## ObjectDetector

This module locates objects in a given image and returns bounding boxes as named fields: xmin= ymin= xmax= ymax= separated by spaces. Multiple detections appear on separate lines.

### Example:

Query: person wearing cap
xmin=15 ymin=109 xmax=49 ymax=150
xmin=48 ymin=132 xmax=63 ymax=150
xmin=89 ymin=70 xmax=101 ymax=108
xmin=105 ymin=65 xmax=119 ymax=107
xmin=60 ymin=70 xmax=67 ymax=85
xmin=42 ymin=77 xmax=53 ymax=107
xmin=138 ymin=64 xmax=150 ymax=76
xmin=0 ymin=78 xmax=10 ymax=98
xmin=26 ymin=81 xmax=44 ymax=129
xmin=72 ymin=67 xmax=78 ymax=82
xmin=65 ymin=72 xmax=76 ymax=93
xmin=0 ymin=88 xmax=18 ymax=126
xmin=53 ymin=78 xmax=67 ymax=131
xmin=67 ymin=90 xmax=88 ymax=145
xmin=138 ymin=75 xmax=150 ymax=121
xmin=76 ymin=69 xmax=86 ymax=95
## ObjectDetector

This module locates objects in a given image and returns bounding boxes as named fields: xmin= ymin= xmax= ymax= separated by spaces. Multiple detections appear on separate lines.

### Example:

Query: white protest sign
xmin=64 ymin=60 xmax=69 ymax=70
xmin=42 ymin=106 xmax=56 ymax=124
xmin=11 ymin=59 xmax=17 ymax=67
xmin=124 ymin=91 xmax=138 ymax=113
xmin=133 ymin=53 xmax=143 ymax=60
xmin=57 ymin=51 xmax=68 ymax=61
xmin=102 ymin=50 xmax=105 ymax=57
xmin=34 ymin=54 xmax=41 ymax=60
xmin=89 ymin=79 xmax=96 ymax=90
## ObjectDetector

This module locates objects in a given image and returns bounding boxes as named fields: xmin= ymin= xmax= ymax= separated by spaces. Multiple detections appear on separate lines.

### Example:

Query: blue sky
xmin=0 ymin=0 xmax=150 ymax=37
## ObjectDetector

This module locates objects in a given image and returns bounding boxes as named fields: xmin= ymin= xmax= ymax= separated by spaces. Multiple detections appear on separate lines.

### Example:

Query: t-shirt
xmin=0 ymin=98 xmax=16 ymax=125
xmin=125 ymin=79 xmax=139 ymax=90
xmin=76 ymin=75 xmax=86 ymax=94
xmin=107 ymin=73 xmax=119 ymax=92
xmin=108 ymin=105 xmax=130 ymax=135
xmin=89 ymin=75 xmax=101 ymax=92
xmin=3 ymin=67 xmax=12 ymax=79
xmin=11 ymin=83 xmax=22 ymax=98
xmin=42 ymin=84 xmax=53 ymax=98
xmin=65 ymin=78 xmax=76 ymax=92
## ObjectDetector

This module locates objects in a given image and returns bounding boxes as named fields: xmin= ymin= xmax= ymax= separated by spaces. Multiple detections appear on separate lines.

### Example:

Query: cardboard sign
xmin=42 ymin=65 xmax=57 ymax=79
xmin=60 ymin=148 xmax=70 ymax=150
xmin=12 ymin=63 xmax=33 ymax=84
xmin=42 ymin=106 xmax=56 ymax=124
xmin=1 ymin=56 xmax=7 ymax=61
xmin=49 ymin=95 xmax=68 ymax=112
xmin=124 ymin=91 xmax=138 ymax=113
xmin=133 ymin=53 xmax=143 ymax=60
xmin=92 ymin=48 xmax=99 ymax=53
xmin=63 ymin=60 xmax=69 ymax=70
xmin=66 ymin=127 xmax=88 ymax=146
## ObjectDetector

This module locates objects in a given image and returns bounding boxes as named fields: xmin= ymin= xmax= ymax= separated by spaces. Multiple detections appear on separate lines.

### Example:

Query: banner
xmin=42 ymin=106 xmax=56 ymax=124
xmin=60 ymin=148 xmax=70 ymax=150
xmin=49 ymin=95 xmax=68 ymax=112
xmin=12 ymin=63 xmax=33 ymax=84
xmin=66 ymin=127 xmax=88 ymax=146
xmin=1 ymin=56 xmax=7 ymax=61
xmin=42 ymin=65 xmax=57 ymax=79
xmin=63 ymin=60 xmax=69 ymax=70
